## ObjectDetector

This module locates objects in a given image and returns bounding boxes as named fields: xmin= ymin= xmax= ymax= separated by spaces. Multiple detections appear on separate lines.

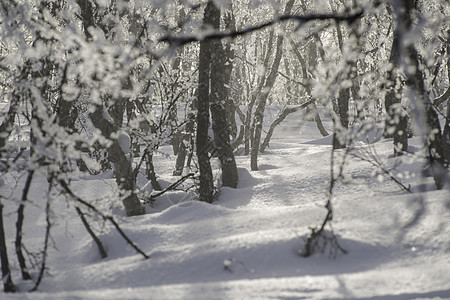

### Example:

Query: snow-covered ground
xmin=1 ymin=107 xmax=450 ymax=299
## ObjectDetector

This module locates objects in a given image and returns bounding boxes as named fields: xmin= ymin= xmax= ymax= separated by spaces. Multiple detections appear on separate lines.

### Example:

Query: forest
xmin=0 ymin=0 xmax=449 ymax=298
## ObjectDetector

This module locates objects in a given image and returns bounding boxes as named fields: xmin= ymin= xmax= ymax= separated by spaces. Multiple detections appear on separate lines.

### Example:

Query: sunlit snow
xmin=2 ymin=108 xmax=450 ymax=300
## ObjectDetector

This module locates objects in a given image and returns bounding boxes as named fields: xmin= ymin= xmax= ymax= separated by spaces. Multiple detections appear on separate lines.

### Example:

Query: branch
xmin=58 ymin=180 xmax=150 ymax=259
xmin=159 ymin=10 xmax=364 ymax=47
xmin=16 ymin=170 xmax=33 ymax=280
xmin=260 ymin=99 xmax=315 ymax=152
xmin=29 ymin=184 xmax=52 ymax=292
xmin=350 ymin=145 xmax=412 ymax=193
xmin=146 ymin=173 xmax=195 ymax=203
xmin=75 ymin=207 xmax=107 ymax=259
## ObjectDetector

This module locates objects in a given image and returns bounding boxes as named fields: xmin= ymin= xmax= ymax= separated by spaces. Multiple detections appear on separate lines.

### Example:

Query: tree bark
xmin=90 ymin=105 xmax=144 ymax=216
xmin=261 ymin=99 xmax=314 ymax=152
xmin=398 ymin=0 xmax=447 ymax=189
xmin=250 ymin=0 xmax=295 ymax=171
xmin=0 ymin=99 xmax=18 ymax=150
xmin=0 ymin=202 xmax=15 ymax=292
xmin=196 ymin=1 xmax=215 ymax=203
xmin=15 ymin=171 xmax=33 ymax=280
xmin=384 ymin=6 xmax=408 ymax=156
xmin=244 ymin=32 xmax=275 ymax=155
xmin=209 ymin=3 xmax=238 ymax=188
xmin=223 ymin=8 xmax=238 ymax=139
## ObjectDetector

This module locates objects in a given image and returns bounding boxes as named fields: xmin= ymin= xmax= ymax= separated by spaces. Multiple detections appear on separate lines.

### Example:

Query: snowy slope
xmin=2 ymin=107 xmax=450 ymax=299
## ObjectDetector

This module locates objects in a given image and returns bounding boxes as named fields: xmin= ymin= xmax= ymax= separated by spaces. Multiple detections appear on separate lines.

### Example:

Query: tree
xmin=209 ymin=5 xmax=239 ymax=188
xmin=383 ymin=5 xmax=409 ymax=156
xmin=196 ymin=1 xmax=216 ymax=203
xmin=0 ymin=200 xmax=15 ymax=292
xmin=251 ymin=0 xmax=295 ymax=171
xmin=394 ymin=0 xmax=448 ymax=189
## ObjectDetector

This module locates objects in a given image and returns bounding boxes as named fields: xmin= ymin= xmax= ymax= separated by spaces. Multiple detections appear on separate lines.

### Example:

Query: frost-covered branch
xmin=350 ymin=145 xmax=412 ymax=193
xmin=160 ymin=10 xmax=364 ymax=47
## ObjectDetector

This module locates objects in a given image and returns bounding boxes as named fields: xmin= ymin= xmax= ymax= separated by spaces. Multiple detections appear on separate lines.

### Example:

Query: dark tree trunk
xmin=0 ymin=202 xmax=16 ymax=292
xmin=443 ymin=100 xmax=450 ymax=166
xmin=145 ymin=150 xmax=162 ymax=191
xmin=399 ymin=0 xmax=447 ymax=189
xmin=75 ymin=207 xmax=107 ymax=259
xmin=384 ymin=10 xmax=408 ymax=156
xmin=332 ymin=18 xmax=349 ymax=150
xmin=90 ymin=105 xmax=144 ymax=216
xmin=196 ymin=1 xmax=215 ymax=203
xmin=224 ymin=8 xmax=238 ymax=139
xmin=333 ymin=88 xmax=350 ymax=150
xmin=174 ymin=107 xmax=195 ymax=176
xmin=0 ymin=99 xmax=18 ymax=150
xmin=15 ymin=171 xmax=33 ymax=280
xmin=438 ymin=41 xmax=450 ymax=166
xmin=332 ymin=9 xmax=362 ymax=150
xmin=209 ymin=3 xmax=238 ymax=188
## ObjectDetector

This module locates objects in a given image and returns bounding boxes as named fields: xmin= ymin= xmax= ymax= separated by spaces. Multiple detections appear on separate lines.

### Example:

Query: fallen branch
xmin=58 ymin=179 xmax=150 ymax=259
xmin=146 ymin=173 xmax=195 ymax=203
xmin=75 ymin=207 xmax=107 ymax=259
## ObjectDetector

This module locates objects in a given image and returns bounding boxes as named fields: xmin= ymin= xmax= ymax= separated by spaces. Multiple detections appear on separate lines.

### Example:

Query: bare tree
xmin=196 ymin=1 xmax=216 ymax=203
xmin=394 ymin=0 xmax=448 ymax=189
xmin=384 ymin=4 xmax=408 ymax=156
xmin=210 ymin=4 xmax=239 ymax=188
xmin=251 ymin=0 xmax=295 ymax=171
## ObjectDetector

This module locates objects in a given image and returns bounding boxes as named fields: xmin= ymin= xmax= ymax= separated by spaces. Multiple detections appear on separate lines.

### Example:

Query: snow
xmin=2 ymin=107 xmax=450 ymax=299
xmin=117 ymin=131 xmax=131 ymax=155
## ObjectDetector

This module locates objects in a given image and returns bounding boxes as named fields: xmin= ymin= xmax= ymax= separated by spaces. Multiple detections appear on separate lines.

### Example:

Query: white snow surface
xmin=2 ymin=107 xmax=450 ymax=299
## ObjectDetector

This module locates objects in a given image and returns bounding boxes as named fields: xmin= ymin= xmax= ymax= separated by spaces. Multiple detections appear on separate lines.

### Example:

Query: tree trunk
xmin=288 ymin=35 xmax=328 ymax=137
xmin=244 ymin=31 xmax=275 ymax=155
xmin=261 ymin=99 xmax=314 ymax=152
xmin=196 ymin=1 xmax=215 ymax=203
xmin=384 ymin=8 xmax=408 ymax=156
xmin=0 ymin=202 xmax=16 ymax=292
xmin=90 ymin=105 xmax=144 ymax=216
xmin=209 ymin=3 xmax=238 ymax=188
xmin=333 ymin=88 xmax=350 ymax=149
xmin=250 ymin=0 xmax=294 ymax=171
xmin=438 ymin=41 xmax=450 ymax=166
xmin=0 ymin=99 xmax=18 ymax=150
xmin=145 ymin=150 xmax=162 ymax=191
xmin=399 ymin=0 xmax=447 ymax=189
xmin=224 ymin=7 xmax=238 ymax=139
xmin=15 ymin=171 xmax=33 ymax=280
